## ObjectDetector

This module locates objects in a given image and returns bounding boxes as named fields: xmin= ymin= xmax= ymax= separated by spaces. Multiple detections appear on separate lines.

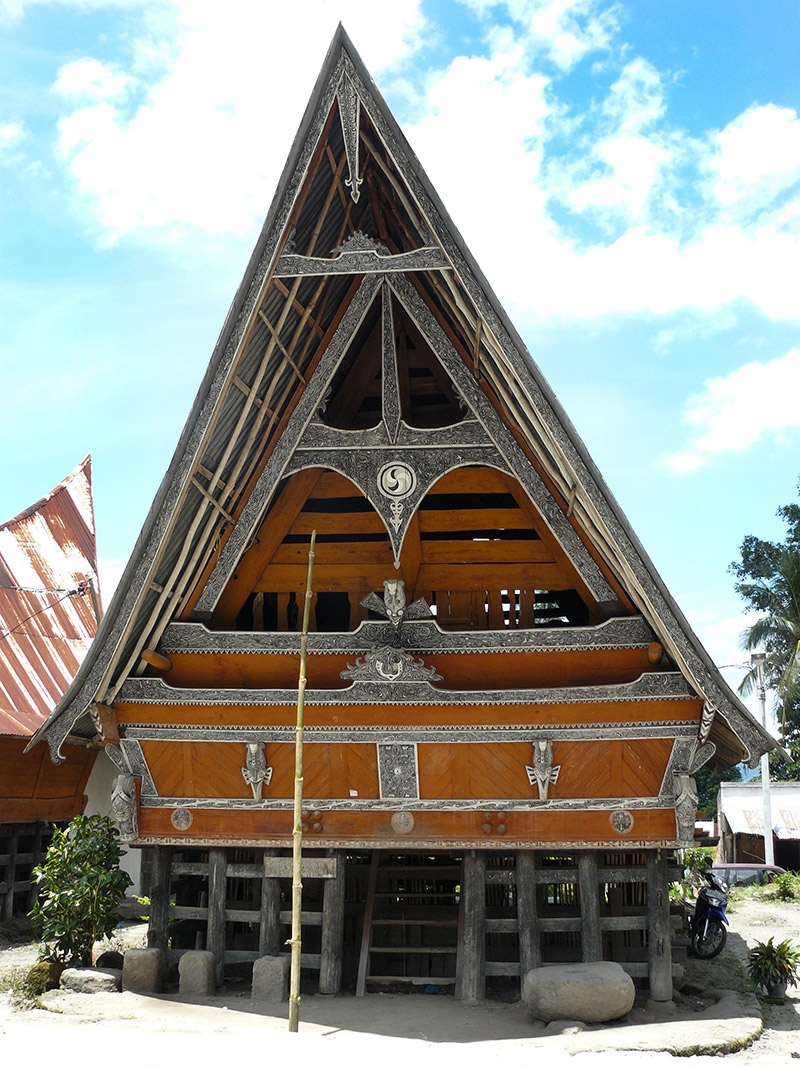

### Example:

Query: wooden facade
xmin=36 ymin=28 xmax=775 ymax=1001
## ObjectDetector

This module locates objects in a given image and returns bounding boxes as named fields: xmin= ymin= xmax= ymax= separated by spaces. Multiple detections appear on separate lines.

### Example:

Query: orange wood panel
xmin=417 ymin=508 xmax=531 ymax=532
xmin=0 ymin=796 xmax=89 ymax=822
xmin=137 ymin=804 xmax=678 ymax=845
xmin=140 ymin=740 xmax=381 ymax=800
xmin=552 ymin=739 xmax=672 ymax=799
xmin=420 ymin=540 xmax=555 ymax=564
xmin=116 ymin=698 xmax=702 ymax=729
xmin=160 ymin=647 xmax=662 ymax=692
xmin=0 ymin=738 xmax=95 ymax=802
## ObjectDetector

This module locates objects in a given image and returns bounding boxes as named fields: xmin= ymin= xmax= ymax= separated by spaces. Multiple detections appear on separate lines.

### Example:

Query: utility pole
xmin=288 ymin=531 xmax=315 ymax=1033
xmin=751 ymin=651 xmax=775 ymax=865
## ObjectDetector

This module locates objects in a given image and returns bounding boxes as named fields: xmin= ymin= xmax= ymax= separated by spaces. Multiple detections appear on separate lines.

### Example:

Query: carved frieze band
xmin=120 ymin=722 xmax=698 ymax=744
xmin=159 ymin=616 xmax=655 ymax=656
xmin=382 ymin=284 xmax=401 ymax=441
xmin=119 ymin=670 xmax=694 ymax=707
xmin=274 ymin=243 xmax=450 ymax=277
xmin=136 ymin=834 xmax=683 ymax=851
xmin=141 ymin=794 xmax=674 ymax=812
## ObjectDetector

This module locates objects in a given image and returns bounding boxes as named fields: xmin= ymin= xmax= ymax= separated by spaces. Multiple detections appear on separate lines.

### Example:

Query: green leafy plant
xmin=28 ymin=814 xmax=132 ymax=966
xmin=747 ymin=937 xmax=800 ymax=995
xmin=771 ymin=872 xmax=798 ymax=901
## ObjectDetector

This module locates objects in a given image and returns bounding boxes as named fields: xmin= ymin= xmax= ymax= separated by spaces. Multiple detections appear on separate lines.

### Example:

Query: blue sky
xmin=1 ymin=0 xmax=798 ymax=724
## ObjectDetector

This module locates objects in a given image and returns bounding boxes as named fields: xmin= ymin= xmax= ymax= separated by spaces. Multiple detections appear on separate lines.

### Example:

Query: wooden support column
xmin=147 ymin=845 xmax=173 ymax=952
xmin=460 ymin=850 xmax=486 ymax=1003
xmin=579 ymin=851 xmax=602 ymax=962
xmin=207 ymin=848 xmax=228 ymax=986
xmin=319 ymin=850 xmax=346 ymax=994
xmin=26 ymin=822 xmax=45 ymax=911
xmin=259 ymin=848 xmax=281 ymax=956
xmin=647 ymin=850 xmax=673 ymax=1003
xmin=2 ymin=826 xmax=20 ymax=919
xmin=516 ymin=850 xmax=541 ymax=979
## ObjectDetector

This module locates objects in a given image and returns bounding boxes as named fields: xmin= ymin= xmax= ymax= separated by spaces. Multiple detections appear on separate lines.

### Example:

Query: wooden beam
xmin=207 ymin=848 xmax=227 ymax=986
xmin=147 ymin=846 xmax=173 ymax=954
xmin=647 ymin=849 xmax=673 ymax=1003
xmin=459 ymin=851 xmax=486 ymax=1003
xmin=259 ymin=848 xmax=281 ymax=956
xmin=579 ymin=851 xmax=602 ymax=962
xmin=516 ymin=851 xmax=540 ymax=980
xmin=319 ymin=849 xmax=346 ymax=994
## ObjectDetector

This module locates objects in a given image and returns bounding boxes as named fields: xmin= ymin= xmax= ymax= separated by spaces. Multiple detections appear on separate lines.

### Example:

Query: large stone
xmin=61 ymin=967 xmax=122 ymax=994
xmin=251 ymin=955 xmax=290 ymax=1002
xmin=179 ymin=951 xmax=216 ymax=995
xmin=122 ymin=948 xmax=164 ymax=993
xmin=523 ymin=962 xmax=635 ymax=1024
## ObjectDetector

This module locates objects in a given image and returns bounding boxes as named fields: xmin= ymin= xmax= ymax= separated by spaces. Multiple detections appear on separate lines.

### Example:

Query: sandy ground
xmin=0 ymin=896 xmax=798 ymax=1065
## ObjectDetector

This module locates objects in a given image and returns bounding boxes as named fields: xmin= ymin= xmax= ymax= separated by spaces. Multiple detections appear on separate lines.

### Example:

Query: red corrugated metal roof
xmin=0 ymin=457 xmax=100 ymax=736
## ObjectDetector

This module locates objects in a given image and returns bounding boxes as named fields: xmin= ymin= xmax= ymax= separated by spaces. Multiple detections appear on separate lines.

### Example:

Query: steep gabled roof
xmin=33 ymin=27 xmax=776 ymax=769
xmin=1 ymin=456 xmax=99 ymax=736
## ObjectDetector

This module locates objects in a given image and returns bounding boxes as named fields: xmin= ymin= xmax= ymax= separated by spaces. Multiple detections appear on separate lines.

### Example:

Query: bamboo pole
xmin=288 ymin=531 xmax=316 ymax=1033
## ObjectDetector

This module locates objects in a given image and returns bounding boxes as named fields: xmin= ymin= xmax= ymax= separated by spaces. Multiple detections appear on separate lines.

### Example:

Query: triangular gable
xmin=34 ymin=27 xmax=776 ymax=771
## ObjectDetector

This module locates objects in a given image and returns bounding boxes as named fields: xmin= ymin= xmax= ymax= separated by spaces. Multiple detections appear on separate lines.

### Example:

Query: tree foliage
xmin=695 ymin=762 xmax=742 ymax=818
xmin=29 ymin=814 xmax=132 ymax=966
xmin=731 ymin=480 xmax=800 ymax=755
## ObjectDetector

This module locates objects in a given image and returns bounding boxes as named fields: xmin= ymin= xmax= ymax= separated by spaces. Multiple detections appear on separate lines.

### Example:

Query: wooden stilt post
xmin=259 ymin=848 xmax=281 ymax=956
xmin=579 ymin=850 xmax=602 ymax=962
xmin=288 ymin=531 xmax=315 ymax=1033
xmin=208 ymin=848 xmax=228 ymax=987
xmin=460 ymin=850 xmax=486 ymax=1003
xmin=147 ymin=845 xmax=173 ymax=952
xmin=647 ymin=850 xmax=673 ymax=1004
xmin=2 ymin=826 xmax=20 ymax=919
xmin=516 ymin=850 xmax=540 ymax=982
xmin=319 ymin=848 xmax=346 ymax=994
xmin=26 ymin=822 xmax=45 ymax=912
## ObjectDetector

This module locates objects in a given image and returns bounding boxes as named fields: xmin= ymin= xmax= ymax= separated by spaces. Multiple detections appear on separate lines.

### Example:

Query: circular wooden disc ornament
xmin=390 ymin=811 xmax=415 ymax=834
xmin=171 ymin=808 xmax=193 ymax=831
xmin=610 ymin=810 xmax=634 ymax=835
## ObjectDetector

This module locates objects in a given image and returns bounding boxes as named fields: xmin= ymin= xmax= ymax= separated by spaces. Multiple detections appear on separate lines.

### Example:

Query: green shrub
xmin=772 ymin=872 xmax=798 ymax=901
xmin=28 ymin=814 xmax=132 ymax=966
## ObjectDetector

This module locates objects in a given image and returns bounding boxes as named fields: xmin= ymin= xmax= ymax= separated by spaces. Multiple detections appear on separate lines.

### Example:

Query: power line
xmin=0 ymin=587 xmax=82 ymax=645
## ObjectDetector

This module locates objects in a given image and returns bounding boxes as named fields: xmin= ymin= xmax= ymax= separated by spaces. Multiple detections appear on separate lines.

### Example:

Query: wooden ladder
xmin=356 ymin=851 xmax=461 ymax=995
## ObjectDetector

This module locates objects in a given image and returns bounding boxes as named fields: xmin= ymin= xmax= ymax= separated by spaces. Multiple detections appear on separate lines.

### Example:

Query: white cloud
xmin=709 ymin=104 xmax=800 ymax=215
xmin=459 ymin=0 xmax=619 ymax=71
xmin=0 ymin=122 xmax=24 ymax=150
xmin=660 ymin=348 xmax=800 ymax=474
xmin=54 ymin=57 xmax=134 ymax=99
xmin=29 ymin=0 xmax=800 ymax=326
xmin=53 ymin=0 xmax=425 ymax=242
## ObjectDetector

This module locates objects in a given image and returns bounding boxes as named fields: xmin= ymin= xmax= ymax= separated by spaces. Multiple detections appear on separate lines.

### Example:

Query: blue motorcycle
xmin=689 ymin=870 xmax=729 ymax=958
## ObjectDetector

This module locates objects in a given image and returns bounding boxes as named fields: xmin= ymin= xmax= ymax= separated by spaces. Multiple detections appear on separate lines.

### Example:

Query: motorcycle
xmin=688 ymin=870 xmax=729 ymax=959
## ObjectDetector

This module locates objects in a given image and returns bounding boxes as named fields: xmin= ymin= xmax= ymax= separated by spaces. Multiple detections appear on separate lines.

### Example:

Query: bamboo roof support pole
xmin=288 ymin=530 xmax=316 ymax=1033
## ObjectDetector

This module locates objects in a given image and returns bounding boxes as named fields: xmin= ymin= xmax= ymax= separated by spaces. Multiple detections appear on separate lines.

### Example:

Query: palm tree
xmin=738 ymin=549 xmax=800 ymax=740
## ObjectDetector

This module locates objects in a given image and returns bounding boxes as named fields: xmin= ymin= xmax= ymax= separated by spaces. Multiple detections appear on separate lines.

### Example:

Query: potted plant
xmin=747 ymin=937 xmax=800 ymax=1002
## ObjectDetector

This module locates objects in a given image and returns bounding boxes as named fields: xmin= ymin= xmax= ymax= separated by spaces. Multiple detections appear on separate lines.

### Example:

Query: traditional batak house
xmin=1 ymin=457 xmax=100 ymax=916
xmin=34 ymin=29 xmax=776 ymax=1002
